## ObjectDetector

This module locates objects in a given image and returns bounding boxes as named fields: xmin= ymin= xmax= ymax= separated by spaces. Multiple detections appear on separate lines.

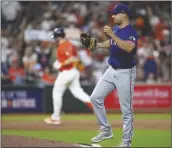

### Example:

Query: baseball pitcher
xmin=44 ymin=28 xmax=92 ymax=125
xmin=80 ymin=4 xmax=138 ymax=148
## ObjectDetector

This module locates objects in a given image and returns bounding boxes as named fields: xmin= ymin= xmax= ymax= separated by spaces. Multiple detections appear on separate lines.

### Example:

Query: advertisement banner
xmin=104 ymin=85 xmax=171 ymax=109
xmin=1 ymin=87 xmax=44 ymax=113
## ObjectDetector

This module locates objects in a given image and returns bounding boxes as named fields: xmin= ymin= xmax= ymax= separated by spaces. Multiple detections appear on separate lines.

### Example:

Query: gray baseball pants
xmin=90 ymin=66 xmax=136 ymax=143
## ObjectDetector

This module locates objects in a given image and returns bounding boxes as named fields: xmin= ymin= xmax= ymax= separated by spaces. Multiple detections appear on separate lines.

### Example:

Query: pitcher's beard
xmin=114 ymin=20 xmax=121 ymax=26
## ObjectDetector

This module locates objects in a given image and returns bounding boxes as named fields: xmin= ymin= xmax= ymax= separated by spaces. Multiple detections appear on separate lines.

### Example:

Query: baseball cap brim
xmin=108 ymin=10 xmax=125 ymax=15
xmin=108 ymin=10 xmax=115 ymax=14
xmin=108 ymin=10 xmax=129 ymax=15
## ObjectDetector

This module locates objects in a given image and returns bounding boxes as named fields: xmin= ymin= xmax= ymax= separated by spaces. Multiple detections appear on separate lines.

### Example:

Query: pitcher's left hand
xmin=104 ymin=25 xmax=114 ymax=37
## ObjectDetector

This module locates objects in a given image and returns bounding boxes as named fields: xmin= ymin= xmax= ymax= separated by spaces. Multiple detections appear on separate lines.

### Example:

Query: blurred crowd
xmin=1 ymin=1 xmax=171 ymax=86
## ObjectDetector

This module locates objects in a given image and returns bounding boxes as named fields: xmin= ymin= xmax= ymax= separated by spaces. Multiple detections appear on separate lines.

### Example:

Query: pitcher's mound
xmin=2 ymin=135 xmax=79 ymax=147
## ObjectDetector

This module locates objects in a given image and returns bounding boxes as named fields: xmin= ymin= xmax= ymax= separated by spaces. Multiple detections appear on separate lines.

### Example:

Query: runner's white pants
xmin=51 ymin=68 xmax=90 ymax=120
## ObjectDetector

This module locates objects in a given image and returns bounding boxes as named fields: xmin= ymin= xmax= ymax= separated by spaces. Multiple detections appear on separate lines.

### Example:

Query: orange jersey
xmin=42 ymin=73 xmax=56 ymax=84
xmin=8 ymin=67 xmax=25 ymax=81
xmin=57 ymin=41 xmax=77 ymax=71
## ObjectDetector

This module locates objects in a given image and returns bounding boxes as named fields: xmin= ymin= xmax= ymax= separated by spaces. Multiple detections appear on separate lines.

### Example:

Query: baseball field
xmin=1 ymin=113 xmax=170 ymax=147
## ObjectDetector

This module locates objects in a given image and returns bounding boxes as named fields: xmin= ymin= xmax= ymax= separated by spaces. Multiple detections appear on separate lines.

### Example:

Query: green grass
xmin=2 ymin=113 xmax=171 ymax=147
xmin=2 ymin=113 xmax=170 ymax=121
xmin=2 ymin=129 xmax=171 ymax=147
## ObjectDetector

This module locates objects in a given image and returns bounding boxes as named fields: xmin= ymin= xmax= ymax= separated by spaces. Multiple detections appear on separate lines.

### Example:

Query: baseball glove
xmin=80 ymin=33 xmax=97 ymax=52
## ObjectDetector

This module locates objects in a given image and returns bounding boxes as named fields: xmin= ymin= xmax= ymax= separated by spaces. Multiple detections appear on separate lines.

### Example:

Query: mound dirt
xmin=2 ymin=135 xmax=79 ymax=147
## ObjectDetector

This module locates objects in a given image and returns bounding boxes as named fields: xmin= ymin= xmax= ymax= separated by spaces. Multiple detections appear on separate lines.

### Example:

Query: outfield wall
xmin=1 ymin=84 xmax=171 ymax=113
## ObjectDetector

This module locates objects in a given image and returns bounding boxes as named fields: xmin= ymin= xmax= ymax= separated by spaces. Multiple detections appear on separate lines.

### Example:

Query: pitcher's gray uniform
xmin=90 ymin=4 xmax=138 ymax=147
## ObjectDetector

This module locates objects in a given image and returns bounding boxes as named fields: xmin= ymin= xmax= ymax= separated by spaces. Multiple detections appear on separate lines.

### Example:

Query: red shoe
xmin=44 ymin=117 xmax=61 ymax=125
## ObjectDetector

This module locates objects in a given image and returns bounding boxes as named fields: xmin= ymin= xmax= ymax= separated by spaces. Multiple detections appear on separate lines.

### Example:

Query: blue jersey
xmin=108 ymin=24 xmax=138 ymax=69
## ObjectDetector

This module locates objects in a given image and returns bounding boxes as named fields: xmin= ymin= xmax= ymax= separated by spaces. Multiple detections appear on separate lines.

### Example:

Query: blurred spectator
xmin=158 ymin=51 xmax=171 ymax=82
xmin=154 ymin=19 xmax=167 ymax=41
xmin=143 ymin=55 xmax=158 ymax=83
xmin=136 ymin=65 xmax=144 ymax=82
xmin=41 ymin=12 xmax=54 ymax=31
xmin=2 ymin=1 xmax=22 ymax=31
xmin=137 ymin=37 xmax=155 ymax=65
xmin=22 ymin=46 xmax=42 ymax=83
xmin=25 ymin=1 xmax=47 ymax=23
xmin=49 ymin=43 xmax=58 ymax=66
xmin=78 ymin=47 xmax=93 ymax=85
xmin=2 ymin=1 xmax=21 ymax=22
xmin=35 ymin=42 xmax=52 ymax=70
xmin=78 ymin=48 xmax=93 ymax=67
xmin=1 ymin=1 xmax=171 ymax=86
xmin=8 ymin=58 xmax=26 ymax=85
xmin=41 ymin=66 xmax=56 ymax=85
xmin=23 ymin=46 xmax=38 ymax=72
xmin=1 ymin=63 xmax=10 ymax=85
xmin=1 ymin=29 xmax=11 ymax=69
xmin=146 ymin=73 xmax=156 ymax=84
